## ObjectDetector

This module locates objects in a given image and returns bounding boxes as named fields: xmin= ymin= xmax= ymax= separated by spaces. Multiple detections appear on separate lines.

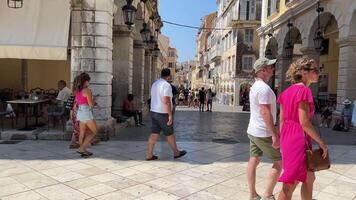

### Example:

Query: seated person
xmin=320 ymin=102 xmax=334 ymax=128
xmin=123 ymin=94 xmax=144 ymax=126
xmin=342 ymin=99 xmax=353 ymax=131
xmin=55 ymin=80 xmax=72 ymax=105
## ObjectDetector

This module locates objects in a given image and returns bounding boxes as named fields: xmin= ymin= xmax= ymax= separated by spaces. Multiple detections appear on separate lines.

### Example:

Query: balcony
xmin=210 ymin=45 xmax=221 ymax=62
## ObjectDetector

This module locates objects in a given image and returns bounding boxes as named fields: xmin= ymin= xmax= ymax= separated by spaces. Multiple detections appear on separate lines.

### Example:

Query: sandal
xmin=69 ymin=143 xmax=80 ymax=149
xmin=146 ymin=155 xmax=158 ymax=161
xmin=174 ymin=150 xmax=187 ymax=159
xmin=77 ymin=151 xmax=92 ymax=158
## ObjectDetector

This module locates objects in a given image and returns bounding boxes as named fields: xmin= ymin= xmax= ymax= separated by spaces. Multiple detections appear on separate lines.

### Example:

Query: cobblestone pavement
xmin=114 ymin=103 xmax=356 ymax=145
xmin=1 ymin=103 xmax=356 ymax=199
xmin=1 ymin=140 xmax=356 ymax=200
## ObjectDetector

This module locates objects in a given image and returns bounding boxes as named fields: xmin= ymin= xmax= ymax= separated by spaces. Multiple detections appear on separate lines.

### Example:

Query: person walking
xmin=277 ymin=57 xmax=328 ymax=200
xmin=247 ymin=57 xmax=282 ymax=200
xmin=146 ymin=68 xmax=186 ymax=160
xmin=198 ymin=87 xmax=205 ymax=112
xmin=206 ymin=88 xmax=213 ymax=112
xmin=73 ymin=72 xmax=98 ymax=158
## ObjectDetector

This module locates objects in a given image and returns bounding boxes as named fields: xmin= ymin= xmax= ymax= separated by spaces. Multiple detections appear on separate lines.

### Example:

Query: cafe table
xmin=7 ymin=98 xmax=49 ymax=131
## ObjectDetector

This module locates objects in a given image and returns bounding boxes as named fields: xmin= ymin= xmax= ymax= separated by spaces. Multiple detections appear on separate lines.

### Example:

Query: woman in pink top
xmin=277 ymin=57 xmax=328 ymax=200
xmin=73 ymin=73 xmax=97 ymax=158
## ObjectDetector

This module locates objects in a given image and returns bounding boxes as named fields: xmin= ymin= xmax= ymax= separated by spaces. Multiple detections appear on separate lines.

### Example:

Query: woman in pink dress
xmin=277 ymin=57 xmax=328 ymax=200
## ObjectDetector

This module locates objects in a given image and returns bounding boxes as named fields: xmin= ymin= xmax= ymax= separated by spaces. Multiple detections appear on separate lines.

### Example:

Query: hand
xmin=272 ymin=135 xmax=280 ymax=149
xmin=318 ymin=140 xmax=328 ymax=159
xmin=167 ymin=115 xmax=173 ymax=126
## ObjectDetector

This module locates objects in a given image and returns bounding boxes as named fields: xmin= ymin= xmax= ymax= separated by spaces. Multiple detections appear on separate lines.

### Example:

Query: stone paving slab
xmin=0 ymin=140 xmax=356 ymax=199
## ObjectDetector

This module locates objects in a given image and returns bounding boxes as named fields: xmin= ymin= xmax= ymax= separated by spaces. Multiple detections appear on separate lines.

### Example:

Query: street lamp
xmin=285 ymin=21 xmax=294 ymax=58
xmin=140 ymin=0 xmax=151 ymax=42
xmin=122 ymin=0 xmax=137 ymax=28
xmin=7 ymin=0 xmax=23 ymax=8
xmin=147 ymin=36 xmax=157 ymax=50
xmin=140 ymin=23 xmax=151 ymax=43
xmin=314 ymin=1 xmax=324 ymax=51
xmin=153 ymin=44 xmax=160 ymax=58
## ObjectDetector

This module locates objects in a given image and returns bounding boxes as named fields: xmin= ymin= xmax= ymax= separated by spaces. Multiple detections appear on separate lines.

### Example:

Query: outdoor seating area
xmin=0 ymin=87 xmax=69 ymax=135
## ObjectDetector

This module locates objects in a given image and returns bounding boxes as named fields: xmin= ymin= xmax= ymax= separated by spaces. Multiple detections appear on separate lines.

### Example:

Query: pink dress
xmin=278 ymin=84 xmax=314 ymax=184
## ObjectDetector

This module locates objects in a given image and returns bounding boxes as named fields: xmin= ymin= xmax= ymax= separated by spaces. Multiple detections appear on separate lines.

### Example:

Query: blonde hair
xmin=286 ymin=56 xmax=316 ymax=84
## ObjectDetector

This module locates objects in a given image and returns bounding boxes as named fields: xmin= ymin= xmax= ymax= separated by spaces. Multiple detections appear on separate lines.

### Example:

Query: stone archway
xmin=277 ymin=26 xmax=303 ymax=91
xmin=308 ymin=12 xmax=339 ymax=110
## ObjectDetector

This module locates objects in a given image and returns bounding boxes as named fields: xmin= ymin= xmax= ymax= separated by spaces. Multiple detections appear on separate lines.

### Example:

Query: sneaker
xmin=250 ymin=195 xmax=261 ymax=200
xmin=262 ymin=195 xmax=276 ymax=200
xmin=319 ymin=124 xmax=323 ymax=128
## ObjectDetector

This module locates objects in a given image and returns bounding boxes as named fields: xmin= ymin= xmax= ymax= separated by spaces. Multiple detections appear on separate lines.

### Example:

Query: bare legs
xmin=278 ymin=172 xmax=315 ymax=200
xmin=78 ymin=120 xmax=97 ymax=153
xmin=146 ymin=133 xmax=180 ymax=159
xmin=247 ymin=157 xmax=282 ymax=199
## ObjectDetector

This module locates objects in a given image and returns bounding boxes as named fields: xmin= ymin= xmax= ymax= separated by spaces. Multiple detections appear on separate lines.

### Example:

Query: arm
xmin=279 ymin=105 xmax=284 ymax=133
xmin=260 ymin=104 xmax=279 ymax=148
xmin=299 ymin=102 xmax=328 ymax=158
xmin=163 ymin=96 xmax=173 ymax=125
xmin=83 ymin=88 xmax=94 ymax=107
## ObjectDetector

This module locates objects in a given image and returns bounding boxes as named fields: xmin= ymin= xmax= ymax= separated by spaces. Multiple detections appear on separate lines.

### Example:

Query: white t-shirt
xmin=150 ymin=79 xmax=173 ymax=113
xmin=57 ymin=87 xmax=72 ymax=102
xmin=247 ymin=80 xmax=276 ymax=137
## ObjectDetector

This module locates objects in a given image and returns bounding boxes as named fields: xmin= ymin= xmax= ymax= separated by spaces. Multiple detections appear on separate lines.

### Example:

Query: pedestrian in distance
xmin=146 ymin=68 xmax=187 ymax=161
xmin=198 ymin=87 xmax=205 ymax=112
xmin=247 ymin=57 xmax=282 ymax=200
xmin=277 ymin=57 xmax=328 ymax=200
xmin=73 ymin=72 xmax=98 ymax=158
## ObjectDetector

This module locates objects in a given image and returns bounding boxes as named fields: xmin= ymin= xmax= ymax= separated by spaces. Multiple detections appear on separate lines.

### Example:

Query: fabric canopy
xmin=0 ymin=0 xmax=71 ymax=60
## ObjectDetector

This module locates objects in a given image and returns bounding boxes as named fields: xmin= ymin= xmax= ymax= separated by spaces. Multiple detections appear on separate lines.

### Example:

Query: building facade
xmin=214 ymin=0 xmax=261 ymax=106
xmin=257 ymin=0 xmax=356 ymax=112
xmin=0 ymin=0 xmax=167 ymax=136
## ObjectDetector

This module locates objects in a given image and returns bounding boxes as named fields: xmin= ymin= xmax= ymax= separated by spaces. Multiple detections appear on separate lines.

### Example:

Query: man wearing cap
xmin=246 ymin=57 xmax=281 ymax=200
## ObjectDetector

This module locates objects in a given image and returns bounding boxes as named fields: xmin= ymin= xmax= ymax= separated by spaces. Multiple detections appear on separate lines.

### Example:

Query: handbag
xmin=65 ymin=95 xmax=75 ymax=110
xmin=305 ymin=134 xmax=330 ymax=172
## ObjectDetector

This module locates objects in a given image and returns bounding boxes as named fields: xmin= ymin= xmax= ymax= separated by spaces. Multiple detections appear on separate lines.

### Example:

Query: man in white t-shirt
xmin=246 ymin=57 xmax=281 ymax=200
xmin=146 ymin=68 xmax=186 ymax=161
xmin=56 ymin=80 xmax=72 ymax=104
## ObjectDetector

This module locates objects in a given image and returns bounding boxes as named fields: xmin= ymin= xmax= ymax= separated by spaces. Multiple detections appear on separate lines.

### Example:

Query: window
xmin=276 ymin=0 xmax=280 ymax=11
xmin=228 ymin=57 xmax=231 ymax=72
xmin=267 ymin=0 xmax=271 ymax=16
xmin=231 ymin=56 xmax=235 ymax=71
xmin=250 ymin=0 xmax=255 ymax=18
xmin=246 ymin=0 xmax=250 ymax=20
xmin=245 ymin=29 xmax=254 ymax=43
xmin=169 ymin=63 xmax=173 ymax=68
xmin=233 ymin=30 xmax=237 ymax=45
xmin=242 ymin=56 xmax=254 ymax=71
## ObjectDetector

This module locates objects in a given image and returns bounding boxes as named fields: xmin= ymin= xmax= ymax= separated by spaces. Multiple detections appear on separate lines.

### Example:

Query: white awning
xmin=0 ymin=0 xmax=71 ymax=60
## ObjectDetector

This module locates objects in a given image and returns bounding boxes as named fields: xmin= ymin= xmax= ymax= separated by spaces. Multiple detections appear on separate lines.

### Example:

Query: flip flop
xmin=174 ymin=150 xmax=187 ymax=159
xmin=146 ymin=155 xmax=158 ymax=161
xmin=77 ymin=151 xmax=93 ymax=157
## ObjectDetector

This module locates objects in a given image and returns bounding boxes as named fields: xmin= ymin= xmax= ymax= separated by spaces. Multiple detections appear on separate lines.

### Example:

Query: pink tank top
xmin=75 ymin=90 xmax=88 ymax=105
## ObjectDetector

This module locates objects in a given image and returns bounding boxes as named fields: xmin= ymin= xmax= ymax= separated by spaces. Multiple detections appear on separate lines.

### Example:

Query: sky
xmin=159 ymin=0 xmax=217 ymax=63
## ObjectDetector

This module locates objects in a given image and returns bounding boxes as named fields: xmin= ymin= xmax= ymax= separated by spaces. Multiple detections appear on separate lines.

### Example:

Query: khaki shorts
xmin=248 ymin=134 xmax=281 ymax=162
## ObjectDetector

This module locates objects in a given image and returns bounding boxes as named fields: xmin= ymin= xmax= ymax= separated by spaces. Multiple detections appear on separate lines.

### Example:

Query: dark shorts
xmin=151 ymin=112 xmax=174 ymax=136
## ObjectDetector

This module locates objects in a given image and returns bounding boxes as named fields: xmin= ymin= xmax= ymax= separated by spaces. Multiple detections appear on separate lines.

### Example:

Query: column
xmin=112 ymin=25 xmax=134 ymax=116
xmin=300 ymin=47 xmax=320 ymax=96
xmin=144 ymin=51 xmax=152 ymax=101
xmin=132 ymin=40 xmax=145 ymax=110
xmin=336 ymin=37 xmax=356 ymax=111
xmin=70 ymin=0 xmax=115 ymax=137
xmin=275 ymin=55 xmax=292 ymax=93
xmin=151 ymin=56 xmax=158 ymax=84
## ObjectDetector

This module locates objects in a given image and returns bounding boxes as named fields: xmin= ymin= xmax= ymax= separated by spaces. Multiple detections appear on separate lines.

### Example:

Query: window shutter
xmin=250 ymin=0 xmax=256 ymax=20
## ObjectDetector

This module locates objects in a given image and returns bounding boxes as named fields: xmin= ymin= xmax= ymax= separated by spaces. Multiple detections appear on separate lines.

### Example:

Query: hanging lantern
xmin=314 ymin=1 xmax=324 ymax=51
xmin=153 ymin=44 xmax=160 ymax=57
xmin=147 ymin=36 xmax=157 ymax=50
xmin=140 ymin=23 xmax=151 ymax=43
xmin=122 ymin=0 xmax=137 ymax=28
xmin=7 ymin=0 xmax=23 ymax=8
xmin=313 ymin=31 xmax=324 ymax=50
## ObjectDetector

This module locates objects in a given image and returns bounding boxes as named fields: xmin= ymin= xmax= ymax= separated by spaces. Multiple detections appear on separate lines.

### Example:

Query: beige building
xmin=214 ymin=0 xmax=261 ymax=106
xmin=258 ymin=0 xmax=356 ymax=112
xmin=0 ymin=0 xmax=165 ymax=136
